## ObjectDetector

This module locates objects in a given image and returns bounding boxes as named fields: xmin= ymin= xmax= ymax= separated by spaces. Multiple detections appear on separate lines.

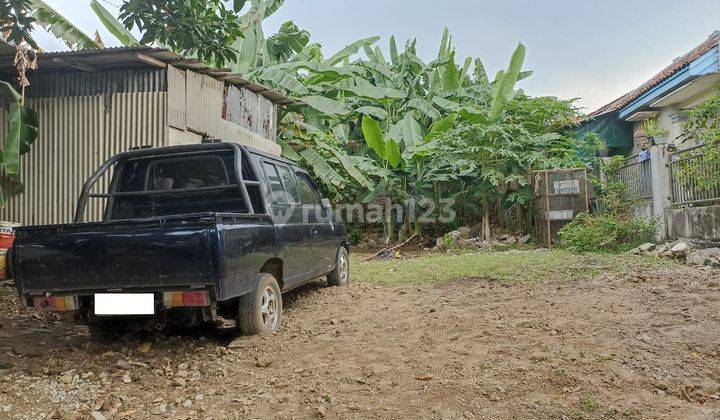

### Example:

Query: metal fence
xmin=669 ymin=144 xmax=720 ymax=206
xmin=608 ymin=154 xmax=653 ymax=201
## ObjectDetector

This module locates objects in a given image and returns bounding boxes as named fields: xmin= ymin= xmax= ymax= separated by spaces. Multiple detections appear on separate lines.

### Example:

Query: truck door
xmin=260 ymin=161 xmax=316 ymax=287
xmin=295 ymin=171 xmax=337 ymax=272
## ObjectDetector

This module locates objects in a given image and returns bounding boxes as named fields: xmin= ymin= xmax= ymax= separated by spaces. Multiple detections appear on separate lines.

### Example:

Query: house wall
xmin=0 ymin=66 xmax=282 ymax=226
xmin=0 ymin=91 xmax=167 ymax=225
xmin=629 ymin=88 xmax=715 ymax=156
xmin=666 ymin=205 xmax=720 ymax=241
xmin=165 ymin=66 xmax=281 ymax=155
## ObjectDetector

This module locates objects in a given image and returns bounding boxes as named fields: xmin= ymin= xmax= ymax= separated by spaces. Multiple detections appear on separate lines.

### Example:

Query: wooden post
xmin=583 ymin=169 xmax=589 ymax=212
xmin=544 ymin=171 xmax=552 ymax=249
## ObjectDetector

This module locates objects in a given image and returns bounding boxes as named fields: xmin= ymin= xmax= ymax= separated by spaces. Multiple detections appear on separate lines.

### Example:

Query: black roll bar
xmin=74 ymin=142 xmax=259 ymax=223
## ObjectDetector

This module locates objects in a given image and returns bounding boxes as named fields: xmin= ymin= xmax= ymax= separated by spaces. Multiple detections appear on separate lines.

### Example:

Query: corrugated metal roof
xmin=589 ymin=31 xmax=720 ymax=118
xmin=0 ymin=45 xmax=299 ymax=106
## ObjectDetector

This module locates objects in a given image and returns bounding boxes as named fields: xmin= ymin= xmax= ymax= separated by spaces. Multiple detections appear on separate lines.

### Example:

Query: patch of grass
xmin=353 ymin=249 xmax=675 ymax=285
xmin=579 ymin=394 xmax=600 ymax=413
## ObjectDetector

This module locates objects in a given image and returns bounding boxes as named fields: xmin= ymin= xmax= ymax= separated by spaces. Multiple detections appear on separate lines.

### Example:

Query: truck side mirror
xmin=321 ymin=198 xmax=332 ymax=209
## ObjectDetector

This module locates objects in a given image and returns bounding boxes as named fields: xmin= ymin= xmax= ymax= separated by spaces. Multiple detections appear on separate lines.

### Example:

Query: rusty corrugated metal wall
xmin=0 ymin=70 xmax=167 ymax=226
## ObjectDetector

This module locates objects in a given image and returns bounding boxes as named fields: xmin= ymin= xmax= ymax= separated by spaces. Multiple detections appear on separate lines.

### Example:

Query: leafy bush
xmin=559 ymin=213 xmax=657 ymax=253
xmin=347 ymin=224 xmax=364 ymax=246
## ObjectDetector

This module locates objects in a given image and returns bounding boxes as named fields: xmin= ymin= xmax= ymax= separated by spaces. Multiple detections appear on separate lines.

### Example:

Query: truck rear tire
xmin=327 ymin=247 xmax=350 ymax=287
xmin=238 ymin=273 xmax=282 ymax=335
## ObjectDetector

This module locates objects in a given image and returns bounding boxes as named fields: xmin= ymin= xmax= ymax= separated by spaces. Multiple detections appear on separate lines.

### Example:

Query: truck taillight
xmin=33 ymin=296 xmax=78 ymax=312
xmin=162 ymin=291 xmax=209 ymax=308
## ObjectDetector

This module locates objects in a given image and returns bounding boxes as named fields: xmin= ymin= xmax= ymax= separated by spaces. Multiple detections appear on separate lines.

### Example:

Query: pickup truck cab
xmin=10 ymin=141 xmax=350 ymax=338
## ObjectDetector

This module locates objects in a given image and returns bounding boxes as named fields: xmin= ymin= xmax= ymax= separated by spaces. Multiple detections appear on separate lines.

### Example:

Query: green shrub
xmin=558 ymin=213 xmax=657 ymax=253
xmin=348 ymin=224 xmax=364 ymax=246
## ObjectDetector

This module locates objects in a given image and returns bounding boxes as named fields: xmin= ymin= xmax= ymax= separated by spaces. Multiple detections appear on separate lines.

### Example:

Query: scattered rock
xmin=469 ymin=223 xmax=483 ymax=238
xmin=671 ymin=241 xmax=691 ymax=257
xmin=89 ymin=411 xmax=107 ymax=420
xmin=518 ymin=235 xmax=532 ymax=245
xmin=116 ymin=359 xmax=132 ymax=370
xmin=456 ymin=226 xmax=472 ymax=239
xmin=638 ymin=242 xmax=656 ymax=252
xmin=687 ymin=248 xmax=720 ymax=268
xmin=150 ymin=403 xmax=167 ymax=415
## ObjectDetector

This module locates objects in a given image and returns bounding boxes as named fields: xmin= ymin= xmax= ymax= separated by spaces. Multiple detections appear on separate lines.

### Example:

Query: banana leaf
xmin=301 ymin=96 xmax=351 ymax=116
xmin=326 ymin=36 xmax=381 ymax=66
xmin=404 ymin=98 xmax=441 ymax=120
xmin=300 ymin=148 xmax=345 ymax=188
xmin=361 ymin=116 xmax=386 ymax=159
xmin=90 ymin=0 xmax=139 ymax=46
xmin=31 ymin=0 xmax=99 ymax=50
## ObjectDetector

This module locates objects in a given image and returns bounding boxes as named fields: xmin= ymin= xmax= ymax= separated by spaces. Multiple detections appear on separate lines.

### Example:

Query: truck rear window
xmin=110 ymin=152 xmax=259 ymax=220
xmin=148 ymin=156 xmax=229 ymax=191
xmin=118 ymin=155 xmax=233 ymax=193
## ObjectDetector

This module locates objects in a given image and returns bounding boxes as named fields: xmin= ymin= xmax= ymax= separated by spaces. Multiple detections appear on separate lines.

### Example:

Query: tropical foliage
xmin=675 ymin=88 xmax=720 ymax=192
xmin=118 ymin=0 xmax=244 ymax=66
xmin=13 ymin=1 xmax=595 ymax=243
xmin=0 ymin=0 xmax=38 ymax=48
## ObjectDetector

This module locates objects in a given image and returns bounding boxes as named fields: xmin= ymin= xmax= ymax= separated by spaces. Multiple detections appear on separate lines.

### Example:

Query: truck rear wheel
xmin=327 ymin=247 xmax=350 ymax=287
xmin=238 ymin=273 xmax=282 ymax=335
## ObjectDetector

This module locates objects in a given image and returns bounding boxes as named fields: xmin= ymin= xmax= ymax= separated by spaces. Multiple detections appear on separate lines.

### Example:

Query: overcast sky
xmin=33 ymin=0 xmax=720 ymax=113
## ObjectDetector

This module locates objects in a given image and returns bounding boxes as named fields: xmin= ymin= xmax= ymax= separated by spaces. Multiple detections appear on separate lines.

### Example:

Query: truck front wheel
xmin=238 ymin=273 xmax=283 ymax=335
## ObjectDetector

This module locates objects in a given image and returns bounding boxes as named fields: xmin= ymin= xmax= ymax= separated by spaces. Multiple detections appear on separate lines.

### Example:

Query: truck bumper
xmin=27 ymin=290 xmax=212 ymax=315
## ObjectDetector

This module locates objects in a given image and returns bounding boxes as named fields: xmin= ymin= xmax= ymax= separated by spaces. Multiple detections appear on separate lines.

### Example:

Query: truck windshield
xmin=109 ymin=152 xmax=255 ymax=220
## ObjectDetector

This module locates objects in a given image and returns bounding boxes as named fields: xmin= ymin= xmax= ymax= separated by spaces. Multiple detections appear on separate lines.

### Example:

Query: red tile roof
xmin=589 ymin=31 xmax=720 ymax=118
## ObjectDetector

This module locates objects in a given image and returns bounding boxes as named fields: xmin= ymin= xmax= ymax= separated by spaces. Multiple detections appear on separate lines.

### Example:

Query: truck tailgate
xmin=12 ymin=213 xmax=219 ymax=295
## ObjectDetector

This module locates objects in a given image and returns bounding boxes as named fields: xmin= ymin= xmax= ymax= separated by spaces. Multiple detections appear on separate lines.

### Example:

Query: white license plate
xmin=94 ymin=293 xmax=155 ymax=315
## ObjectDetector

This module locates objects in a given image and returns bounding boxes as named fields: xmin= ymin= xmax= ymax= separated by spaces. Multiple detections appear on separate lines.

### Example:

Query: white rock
xmin=671 ymin=241 xmax=690 ymax=255
xmin=456 ymin=226 xmax=472 ymax=239
xmin=90 ymin=411 xmax=107 ymax=420
xmin=638 ymin=243 xmax=656 ymax=252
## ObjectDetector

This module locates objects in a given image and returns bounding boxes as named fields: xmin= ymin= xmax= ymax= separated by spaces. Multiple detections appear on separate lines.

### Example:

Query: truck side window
xmin=296 ymin=172 xmax=322 ymax=206
xmin=262 ymin=162 xmax=298 ymax=206
xmin=276 ymin=165 xmax=301 ymax=204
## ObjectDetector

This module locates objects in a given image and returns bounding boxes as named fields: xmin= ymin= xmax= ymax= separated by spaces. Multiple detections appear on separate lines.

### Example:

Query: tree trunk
xmin=384 ymin=197 xmax=395 ymax=244
xmin=482 ymin=200 xmax=491 ymax=241
xmin=496 ymin=197 xmax=505 ymax=229
xmin=516 ymin=205 xmax=524 ymax=234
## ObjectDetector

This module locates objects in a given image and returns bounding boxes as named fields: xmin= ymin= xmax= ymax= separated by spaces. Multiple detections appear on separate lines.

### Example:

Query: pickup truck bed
xmin=13 ymin=212 xmax=276 ymax=300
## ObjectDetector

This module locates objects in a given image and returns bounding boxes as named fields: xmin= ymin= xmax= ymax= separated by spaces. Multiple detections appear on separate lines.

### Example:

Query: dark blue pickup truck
xmin=10 ymin=141 xmax=350 ymax=338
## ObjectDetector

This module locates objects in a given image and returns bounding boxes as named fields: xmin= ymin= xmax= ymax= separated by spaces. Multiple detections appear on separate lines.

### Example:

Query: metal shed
xmin=0 ymin=45 xmax=296 ymax=225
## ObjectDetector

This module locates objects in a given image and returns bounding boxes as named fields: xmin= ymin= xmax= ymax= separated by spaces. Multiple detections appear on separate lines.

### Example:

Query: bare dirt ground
xmin=1 ymin=254 xmax=720 ymax=419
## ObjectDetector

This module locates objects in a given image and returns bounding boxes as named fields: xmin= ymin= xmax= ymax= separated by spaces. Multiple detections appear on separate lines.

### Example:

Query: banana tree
xmin=0 ymin=80 xmax=38 ymax=206
xmin=360 ymin=114 xmax=458 ymax=240
xmin=31 ymin=0 xmax=101 ymax=49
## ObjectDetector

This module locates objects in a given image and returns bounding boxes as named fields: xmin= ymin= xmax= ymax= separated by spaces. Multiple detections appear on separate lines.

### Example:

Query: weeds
xmin=353 ymin=249 xmax=674 ymax=285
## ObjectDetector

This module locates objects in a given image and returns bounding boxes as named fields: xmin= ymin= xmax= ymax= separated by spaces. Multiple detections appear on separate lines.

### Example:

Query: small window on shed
xmin=148 ymin=156 xmax=229 ymax=191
